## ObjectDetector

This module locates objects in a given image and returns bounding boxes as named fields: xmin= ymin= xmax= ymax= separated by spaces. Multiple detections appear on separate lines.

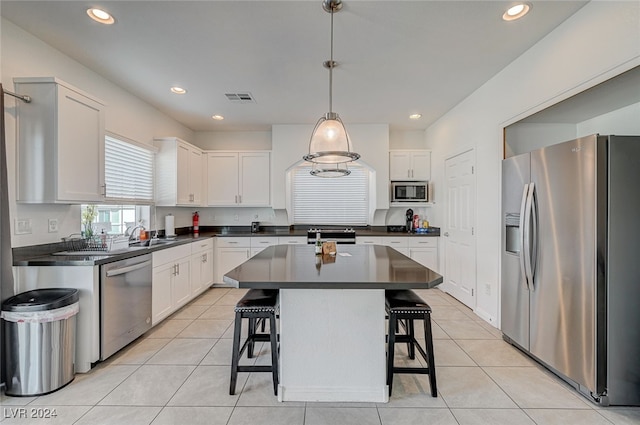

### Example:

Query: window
xmin=104 ymin=134 xmax=155 ymax=202
xmin=290 ymin=163 xmax=371 ymax=225
xmin=81 ymin=204 xmax=148 ymax=237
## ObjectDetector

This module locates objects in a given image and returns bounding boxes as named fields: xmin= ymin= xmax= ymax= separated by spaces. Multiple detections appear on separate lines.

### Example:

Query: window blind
xmin=292 ymin=164 xmax=369 ymax=225
xmin=104 ymin=135 xmax=154 ymax=202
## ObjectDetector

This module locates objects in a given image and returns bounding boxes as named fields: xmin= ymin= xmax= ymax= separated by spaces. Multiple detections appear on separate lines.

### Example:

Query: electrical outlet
xmin=48 ymin=218 xmax=59 ymax=233
xmin=254 ymin=214 xmax=259 ymax=219
xmin=234 ymin=214 xmax=239 ymax=221
xmin=15 ymin=218 xmax=32 ymax=235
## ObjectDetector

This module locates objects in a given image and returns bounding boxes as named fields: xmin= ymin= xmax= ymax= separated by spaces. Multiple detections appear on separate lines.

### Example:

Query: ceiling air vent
xmin=225 ymin=92 xmax=256 ymax=103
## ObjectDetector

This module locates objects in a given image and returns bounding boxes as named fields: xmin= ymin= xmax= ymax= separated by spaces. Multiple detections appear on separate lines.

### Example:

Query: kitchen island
xmin=223 ymin=244 xmax=442 ymax=402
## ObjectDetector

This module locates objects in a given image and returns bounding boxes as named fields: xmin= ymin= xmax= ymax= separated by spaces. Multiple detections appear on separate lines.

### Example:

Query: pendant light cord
xmin=328 ymin=7 xmax=334 ymax=114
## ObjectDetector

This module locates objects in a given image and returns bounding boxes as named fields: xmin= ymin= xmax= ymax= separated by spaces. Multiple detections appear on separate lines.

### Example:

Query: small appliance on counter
xmin=251 ymin=222 xmax=261 ymax=233
xmin=405 ymin=209 xmax=414 ymax=233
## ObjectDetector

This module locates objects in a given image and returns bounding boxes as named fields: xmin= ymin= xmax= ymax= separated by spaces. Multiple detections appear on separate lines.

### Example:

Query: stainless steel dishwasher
xmin=100 ymin=254 xmax=152 ymax=360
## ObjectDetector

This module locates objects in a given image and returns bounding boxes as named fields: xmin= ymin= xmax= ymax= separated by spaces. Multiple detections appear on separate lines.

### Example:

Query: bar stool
xmin=385 ymin=289 xmax=437 ymax=397
xmin=229 ymin=289 xmax=279 ymax=396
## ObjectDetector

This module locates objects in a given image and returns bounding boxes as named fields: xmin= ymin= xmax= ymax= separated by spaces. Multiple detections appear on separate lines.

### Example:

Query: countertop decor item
xmin=302 ymin=0 xmax=360 ymax=177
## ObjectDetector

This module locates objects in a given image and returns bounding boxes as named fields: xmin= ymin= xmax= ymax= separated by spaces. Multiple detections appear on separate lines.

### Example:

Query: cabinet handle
xmin=407 ymin=169 xmax=410 ymax=178
xmin=228 ymin=241 xmax=238 ymax=244
xmin=172 ymin=264 xmax=177 ymax=276
xmin=238 ymin=194 xmax=242 ymax=203
xmin=176 ymin=263 xmax=180 ymax=275
xmin=411 ymin=169 xmax=414 ymax=178
xmin=202 ymin=253 xmax=207 ymax=263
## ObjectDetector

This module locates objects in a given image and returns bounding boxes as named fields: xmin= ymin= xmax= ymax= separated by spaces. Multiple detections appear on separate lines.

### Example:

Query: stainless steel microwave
xmin=391 ymin=181 xmax=429 ymax=203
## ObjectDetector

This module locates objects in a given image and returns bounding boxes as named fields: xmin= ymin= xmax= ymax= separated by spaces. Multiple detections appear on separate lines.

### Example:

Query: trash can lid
xmin=1 ymin=289 xmax=79 ymax=312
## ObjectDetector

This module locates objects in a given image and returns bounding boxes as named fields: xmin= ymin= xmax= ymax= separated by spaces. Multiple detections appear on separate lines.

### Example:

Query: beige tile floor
xmin=1 ymin=287 xmax=639 ymax=425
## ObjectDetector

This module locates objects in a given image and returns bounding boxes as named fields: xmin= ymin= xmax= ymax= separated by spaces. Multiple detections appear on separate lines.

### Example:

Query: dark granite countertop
xmin=223 ymin=244 xmax=443 ymax=290
xmin=13 ymin=226 xmax=439 ymax=267
xmin=13 ymin=235 xmax=211 ymax=266
xmin=213 ymin=225 xmax=440 ymax=237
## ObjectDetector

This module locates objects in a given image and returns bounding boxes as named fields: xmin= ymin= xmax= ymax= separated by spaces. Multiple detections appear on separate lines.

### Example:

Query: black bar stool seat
xmin=229 ymin=289 xmax=279 ymax=396
xmin=385 ymin=289 xmax=437 ymax=397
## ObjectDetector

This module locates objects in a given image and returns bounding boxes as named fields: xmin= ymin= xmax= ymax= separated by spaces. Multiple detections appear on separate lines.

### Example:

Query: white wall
xmin=2 ymin=18 xmax=194 ymax=247
xmin=271 ymin=124 xmax=390 ymax=215
xmin=194 ymin=131 xmax=271 ymax=151
xmin=426 ymin=1 xmax=640 ymax=325
xmin=578 ymin=102 xmax=640 ymax=137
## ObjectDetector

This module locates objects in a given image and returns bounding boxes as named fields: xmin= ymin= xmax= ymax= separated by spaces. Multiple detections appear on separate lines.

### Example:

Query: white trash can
xmin=1 ymin=288 xmax=79 ymax=396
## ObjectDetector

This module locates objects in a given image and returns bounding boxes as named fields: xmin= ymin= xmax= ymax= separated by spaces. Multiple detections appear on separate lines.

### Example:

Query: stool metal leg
xmin=269 ymin=314 xmax=279 ymax=396
xmin=247 ymin=317 xmax=256 ymax=358
xmin=407 ymin=319 xmax=415 ymax=359
xmin=387 ymin=312 xmax=397 ymax=396
xmin=229 ymin=311 xmax=243 ymax=395
xmin=424 ymin=312 xmax=437 ymax=397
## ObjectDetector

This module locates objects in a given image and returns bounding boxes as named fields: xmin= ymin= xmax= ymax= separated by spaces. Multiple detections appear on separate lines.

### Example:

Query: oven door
xmin=100 ymin=254 xmax=152 ymax=360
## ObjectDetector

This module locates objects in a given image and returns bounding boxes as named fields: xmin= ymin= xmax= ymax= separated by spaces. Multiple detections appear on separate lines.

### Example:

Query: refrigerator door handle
xmin=529 ymin=183 xmax=539 ymax=289
xmin=519 ymin=183 xmax=531 ymax=290
xmin=523 ymin=182 xmax=535 ymax=291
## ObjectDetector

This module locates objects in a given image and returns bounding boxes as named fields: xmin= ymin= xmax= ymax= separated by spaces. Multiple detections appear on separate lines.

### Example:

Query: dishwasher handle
xmin=106 ymin=260 xmax=152 ymax=277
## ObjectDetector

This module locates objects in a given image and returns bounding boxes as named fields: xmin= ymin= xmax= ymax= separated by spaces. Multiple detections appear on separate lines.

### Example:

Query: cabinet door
xmin=207 ymin=153 xmax=239 ymax=205
xmin=176 ymin=142 xmax=192 ymax=205
xmin=239 ymin=152 xmax=270 ymax=206
xmin=409 ymin=248 xmax=438 ymax=272
xmin=57 ymin=84 xmax=105 ymax=202
xmin=389 ymin=152 xmax=412 ymax=180
xmin=217 ymin=248 xmax=250 ymax=283
xmin=172 ymin=257 xmax=191 ymax=309
xmin=191 ymin=249 xmax=214 ymax=296
xmin=411 ymin=151 xmax=431 ymax=181
xmin=189 ymin=148 xmax=203 ymax=205
xmin=152 ymin=264 xmax=173 ymax=325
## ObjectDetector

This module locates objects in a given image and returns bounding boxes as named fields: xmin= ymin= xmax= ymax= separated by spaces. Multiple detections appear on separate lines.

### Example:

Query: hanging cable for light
xmin=303 ymin=0 xmax=360 ymax=177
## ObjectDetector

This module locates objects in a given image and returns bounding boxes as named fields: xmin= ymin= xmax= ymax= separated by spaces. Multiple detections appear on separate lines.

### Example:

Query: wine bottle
xmin=315 ymin=232 xmax=322 ymax=255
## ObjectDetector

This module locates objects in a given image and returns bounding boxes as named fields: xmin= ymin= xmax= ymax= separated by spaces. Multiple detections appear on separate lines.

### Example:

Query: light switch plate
xmin=15 ymin=218 xmax=32 ymax=235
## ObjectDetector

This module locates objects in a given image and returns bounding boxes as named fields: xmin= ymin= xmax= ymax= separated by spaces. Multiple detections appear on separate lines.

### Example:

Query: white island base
xmin=277 ymin=288 xmax=388 ymax=403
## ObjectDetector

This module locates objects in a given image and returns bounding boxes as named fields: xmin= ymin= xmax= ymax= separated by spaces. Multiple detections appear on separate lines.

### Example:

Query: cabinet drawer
xmin=153 ymin=243 xmax=192 ymax=265
xmin=191 ymin=238 xmax=214 ymax=254
xmin=408 ymin=237 xmax=438 ymax=248
xmin=380 ymin=237 xmax=409 ymax=247
xmin=278 ymin=236 xmax=307 ymax=245
xmin=251 ymin=236 xmax=279 ymax=248
xmin=356 ymin=236 xmax=382 ymax=245
xmin=217 ymin=237 xmax=251 ymax=248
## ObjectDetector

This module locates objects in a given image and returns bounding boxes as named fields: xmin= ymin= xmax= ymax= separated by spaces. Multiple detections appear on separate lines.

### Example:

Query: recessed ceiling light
xmin=212 ymin=115 xmax=225 ymax=121
xmin=87 ymin=8 xmax=115 ymax=25
xmin=170 ymin=86 xmax=187 ymax=94
xmin=503 ymin=3 xmax=530 ymax=21
xmin=409 ymin=114 xmax=422 ymax=120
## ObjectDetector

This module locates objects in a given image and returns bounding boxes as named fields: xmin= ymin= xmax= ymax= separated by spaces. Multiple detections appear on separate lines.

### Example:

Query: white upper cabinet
xmin=389 ymin=150 xmax=431 ymax=181
xmin=206 ymin=151 xmax=270 ymax=207
xmin=155 ymin=137 xmax=203 ymax=206
xmin=15 ymin=77 xmax=106 ymax=203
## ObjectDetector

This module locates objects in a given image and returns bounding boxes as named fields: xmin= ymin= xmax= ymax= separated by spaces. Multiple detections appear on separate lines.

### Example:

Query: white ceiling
xmin=1 ymin=1 xmax=588 ymax=132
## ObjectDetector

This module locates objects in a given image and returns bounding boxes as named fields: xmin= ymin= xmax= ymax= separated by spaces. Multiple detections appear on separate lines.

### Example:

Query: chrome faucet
xmin=126 ymin=225 xmax=144 ymax=242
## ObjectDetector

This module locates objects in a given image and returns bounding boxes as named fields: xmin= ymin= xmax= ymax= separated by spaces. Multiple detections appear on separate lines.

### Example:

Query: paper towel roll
xmin=165 ymin=214 xmax=176 ymax=237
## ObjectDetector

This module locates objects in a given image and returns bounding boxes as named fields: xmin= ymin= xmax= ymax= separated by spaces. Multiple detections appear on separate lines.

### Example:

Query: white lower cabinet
xmin=377 ymin=236 xmax=439 ymax=271
xmin=152 ymin=244 xmax=192 ymax=325
xmin=216 ymin=237 xmax=251 ymax=284
xmin=191 ymin=239 xmax=215 ymax=296
xmin=408 ymin=238 xmax=438 ymax=272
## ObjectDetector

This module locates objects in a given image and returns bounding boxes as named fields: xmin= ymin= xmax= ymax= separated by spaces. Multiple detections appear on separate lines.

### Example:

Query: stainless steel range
xmin=307 ymin=228 xmax=357 ymax=244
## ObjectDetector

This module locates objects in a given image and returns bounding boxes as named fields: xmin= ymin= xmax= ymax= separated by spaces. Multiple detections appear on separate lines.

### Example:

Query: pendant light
xmin=303 ymin=0 xmax=360 ymax=177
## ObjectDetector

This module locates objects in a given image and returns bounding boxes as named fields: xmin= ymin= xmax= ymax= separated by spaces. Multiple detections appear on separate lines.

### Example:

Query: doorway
xmin=444 ymin=149 xmax=476 ymax=309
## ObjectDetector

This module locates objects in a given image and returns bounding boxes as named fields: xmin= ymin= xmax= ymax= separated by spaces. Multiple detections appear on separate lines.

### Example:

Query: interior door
xmin=444 ymin=149 xmax=476 ymax=308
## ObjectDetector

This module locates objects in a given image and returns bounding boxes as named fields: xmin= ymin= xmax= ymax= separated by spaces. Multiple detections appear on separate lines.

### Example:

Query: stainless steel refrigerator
xmin=501 ymin=134 xmax=640 ymax=406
